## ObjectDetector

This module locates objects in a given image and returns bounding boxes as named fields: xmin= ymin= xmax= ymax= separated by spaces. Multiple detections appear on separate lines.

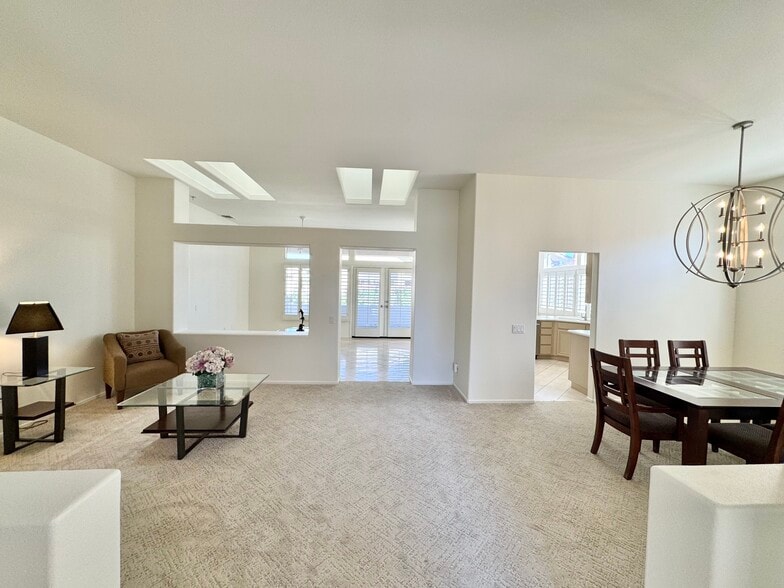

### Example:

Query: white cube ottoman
xmin=0 ymin=469 xmax=121 ymax=587
xmin=646 ymin=464 xmax=784 ymax=588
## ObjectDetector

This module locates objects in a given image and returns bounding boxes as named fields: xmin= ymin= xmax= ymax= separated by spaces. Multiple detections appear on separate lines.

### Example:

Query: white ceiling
xmin=3 ymin=1 xmax=784 ymax=228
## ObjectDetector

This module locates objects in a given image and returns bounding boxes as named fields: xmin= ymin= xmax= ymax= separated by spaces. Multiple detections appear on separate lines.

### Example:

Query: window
xmin=537 ymin=252 xmax=587 ymax=318
xmin=284 ymin=265 xmax=310 ymax=317
xmin=340 ymin=268 xmax=349 ymax=319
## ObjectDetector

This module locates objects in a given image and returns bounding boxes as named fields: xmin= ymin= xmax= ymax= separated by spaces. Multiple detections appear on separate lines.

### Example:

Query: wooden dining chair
xmin=590 ymin=349 xmax=682 ymax=480
xmin=707 ymin=398 xmax=784 ymax=464
xmin=667 ymin=340 xmax=709 ymax=369
xmin=619 ymin=339 xmax=661 ymax=368
xmin=619 ymin=339 xmax=666 ymax=452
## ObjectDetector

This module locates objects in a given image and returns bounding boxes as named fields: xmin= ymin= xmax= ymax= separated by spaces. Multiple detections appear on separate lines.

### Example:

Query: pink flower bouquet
xmin=186 ymin=346 xmax=235 ymax=375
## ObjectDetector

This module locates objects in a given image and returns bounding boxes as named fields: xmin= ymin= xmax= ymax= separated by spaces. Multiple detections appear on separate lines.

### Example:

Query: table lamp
xmin=5 ymin=301 xmax=64 ymax=377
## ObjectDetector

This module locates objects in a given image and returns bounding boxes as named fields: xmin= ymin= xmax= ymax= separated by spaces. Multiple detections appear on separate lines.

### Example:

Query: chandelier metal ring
xmin=674 ymin=121 xmax=784 ymax=287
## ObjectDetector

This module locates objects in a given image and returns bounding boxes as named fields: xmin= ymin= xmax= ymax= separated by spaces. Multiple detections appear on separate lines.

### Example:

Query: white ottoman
xmin=0 ymin=469 xmax=121 ymax=588
xmin=646 ymin=464 xmax=784 ymax=588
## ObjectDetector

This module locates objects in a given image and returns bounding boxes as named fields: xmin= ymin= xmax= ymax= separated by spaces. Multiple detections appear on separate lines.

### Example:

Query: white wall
xmin=0 ymin=117 xmax=136 ymax=404
xmin=135 ymin=186 xmax=459 ymax=384
xmin=185 ymin=244 xmax=250 ymax=331
xmin=733 ymin=174 xmax=784 ymax=372
xmin=411 ymin=190 xmax=459 ymax=385
xmin=453 ymin=176 xmax=476 ymax=398
xmin=248 ymin=246 xmax=290 ymax=331
xmin=459 ymin=173 xmax=736 ymax=402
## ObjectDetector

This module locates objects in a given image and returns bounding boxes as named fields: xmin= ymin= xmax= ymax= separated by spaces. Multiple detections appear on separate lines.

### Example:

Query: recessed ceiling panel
xmin=379 ymin=169 xmax=418 ymax=206
xmin=195 ymin=161 xmax=274 ymax=201
xmin=144 ymin=159 xmax=239 ymax=199
xmin=336 ymin=167 xmax=372 ymax=204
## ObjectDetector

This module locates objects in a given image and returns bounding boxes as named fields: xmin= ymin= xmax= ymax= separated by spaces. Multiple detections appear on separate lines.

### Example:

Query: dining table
xmin=632 ymin=366 xmax=784 ymax=465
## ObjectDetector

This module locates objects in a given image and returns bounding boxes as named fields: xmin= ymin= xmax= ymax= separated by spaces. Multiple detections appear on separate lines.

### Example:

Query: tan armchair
xmin=103 ymin=329 xmax=186 ymax=405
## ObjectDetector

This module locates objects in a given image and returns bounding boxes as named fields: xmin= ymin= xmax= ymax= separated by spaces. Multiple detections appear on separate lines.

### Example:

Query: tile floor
xmin=534 ymin=358 xmax=589 ymax=401
xmin=340 ymin=338 xmax=411 ymax=382
xmin=338 ymin=340 xmax=585 ymax=398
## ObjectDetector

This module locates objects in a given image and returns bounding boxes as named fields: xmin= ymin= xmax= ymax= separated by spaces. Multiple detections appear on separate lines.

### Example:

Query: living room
xmin=3 ymin=2 xmax=784 ymax=585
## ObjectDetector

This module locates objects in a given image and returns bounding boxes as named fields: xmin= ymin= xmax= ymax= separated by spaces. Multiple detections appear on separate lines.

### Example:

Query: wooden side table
xmin=0 ymin=367 xmax=93 ymax=454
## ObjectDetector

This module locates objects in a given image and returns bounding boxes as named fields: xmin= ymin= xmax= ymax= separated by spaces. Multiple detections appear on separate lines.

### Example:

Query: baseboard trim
xmin=76 ymin=392 xmax=103 ymax=406
xmin=466 ymin=398 xmax=534 ymax=404
xmin=265 ymin=380 xmax=339 ymax=385
xmin=451 ymin=384 xmax=532 ymax=404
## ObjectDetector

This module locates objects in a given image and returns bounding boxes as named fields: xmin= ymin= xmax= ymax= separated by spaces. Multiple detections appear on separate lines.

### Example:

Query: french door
xmin=353 ymin=268 xmax=413 ymax=337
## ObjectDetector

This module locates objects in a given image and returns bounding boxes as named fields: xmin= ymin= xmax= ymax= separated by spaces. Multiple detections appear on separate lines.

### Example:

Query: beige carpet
xmin=0 ymin=383 xmax=741 ymax=587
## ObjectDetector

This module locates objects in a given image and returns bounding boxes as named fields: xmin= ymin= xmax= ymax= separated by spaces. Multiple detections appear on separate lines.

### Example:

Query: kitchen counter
xmin=567 ymin=330 xmax=590 ymax=394
xmin=536 ymin=319 xmax=590 ymax=359
xmin=537 ymin=316 xmax=591 ymax=324
xmin=567 ymin=329 xmax=590 ymax=337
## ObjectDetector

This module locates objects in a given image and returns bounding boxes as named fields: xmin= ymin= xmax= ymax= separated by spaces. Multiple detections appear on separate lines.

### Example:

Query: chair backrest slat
xmin=619 ymin=339 xmax=660 ymax=369
xmin=667 ymin=340 xmax=709 ymax=369
xmin=591 ymin=348 xmax=639 ymax=419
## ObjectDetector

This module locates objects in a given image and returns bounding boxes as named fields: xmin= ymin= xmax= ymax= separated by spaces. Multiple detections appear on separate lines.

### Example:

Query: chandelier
xmin=674 ymin=121 xmax=784 ymax=287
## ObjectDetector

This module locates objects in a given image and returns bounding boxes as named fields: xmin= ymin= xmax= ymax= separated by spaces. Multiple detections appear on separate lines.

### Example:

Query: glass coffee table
xmin=118 ymin=373 xmax=268 ymax=459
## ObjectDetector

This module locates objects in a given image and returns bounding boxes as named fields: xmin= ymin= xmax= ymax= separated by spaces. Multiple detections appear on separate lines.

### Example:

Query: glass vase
xmin=196 ymin=371 xmax=225 ymax=389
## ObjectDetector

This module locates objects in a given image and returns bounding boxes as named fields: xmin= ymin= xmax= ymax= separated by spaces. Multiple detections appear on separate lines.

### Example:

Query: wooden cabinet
xmin=536 ymin=320 xmax=589 ymax=359
xmin=536 ymin=321 xmax=554 ymax=357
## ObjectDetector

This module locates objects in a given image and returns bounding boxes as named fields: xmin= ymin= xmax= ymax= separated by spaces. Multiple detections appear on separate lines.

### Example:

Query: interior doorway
xmin=533 ymin=251 xmax=599 ymax=402
xmin=339 ymin=248 xmax=415 ymax=382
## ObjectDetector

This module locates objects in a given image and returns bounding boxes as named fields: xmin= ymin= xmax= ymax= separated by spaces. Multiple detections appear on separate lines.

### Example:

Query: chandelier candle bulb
xmin=719 ymin=201 xmax=726 ymax=217
xmin=758 ymin=197 xmax=767 ymax=214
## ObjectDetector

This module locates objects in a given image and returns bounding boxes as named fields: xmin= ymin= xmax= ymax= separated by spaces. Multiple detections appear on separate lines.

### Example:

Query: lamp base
xmin=22 ymin=336 xmax=49 ymax=378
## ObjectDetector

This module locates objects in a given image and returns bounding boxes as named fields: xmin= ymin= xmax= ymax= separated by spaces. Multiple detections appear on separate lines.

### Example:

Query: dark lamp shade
xmin=5 ymin=302 xmax=64 ymax=335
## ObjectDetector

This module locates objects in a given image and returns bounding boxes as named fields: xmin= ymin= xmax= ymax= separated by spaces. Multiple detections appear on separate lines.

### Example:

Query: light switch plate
xmin=511 ymin=324 xmax=525 ymax=334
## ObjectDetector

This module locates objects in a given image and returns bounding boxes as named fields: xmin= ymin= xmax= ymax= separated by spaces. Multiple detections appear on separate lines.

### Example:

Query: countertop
xmin=567 ymin=329 xmax=590 ymax=337
xmin=537 ymin=316 xmax=590 ymax=324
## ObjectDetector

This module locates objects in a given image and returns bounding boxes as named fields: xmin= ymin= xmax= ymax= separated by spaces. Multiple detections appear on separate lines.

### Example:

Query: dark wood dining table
xmin=632 ymin=367 xmax=784 ymax=465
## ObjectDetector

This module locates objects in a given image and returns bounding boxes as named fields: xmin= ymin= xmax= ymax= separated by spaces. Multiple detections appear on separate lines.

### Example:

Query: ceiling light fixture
xmin=674 ymin=121 xmax=784 ymax=287
xmin=195 ymin=161 xmax=274 ymax=201
xmin=336 ymin=167 xmax=372 ymax=204
xmin=379 ymin=169 xmax=418 ymax=206
xmin=144 ymin=159 xmax=239 ymax=199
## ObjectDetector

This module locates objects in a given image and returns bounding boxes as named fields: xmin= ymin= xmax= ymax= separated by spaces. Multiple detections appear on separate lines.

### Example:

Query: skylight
xmin=195 ymin=161 xmax=274 ymax=201
xmin=336 ymin=167 xmax=373 ymax=204
xmin=144 ymin=159 xmax=239 ymax=199
xmin=379 ymin=169 xmax=418 ymax=206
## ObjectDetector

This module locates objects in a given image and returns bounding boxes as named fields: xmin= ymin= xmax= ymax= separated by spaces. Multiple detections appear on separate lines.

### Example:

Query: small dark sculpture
xmin=296 ymin=308 xmax=305 ymax=332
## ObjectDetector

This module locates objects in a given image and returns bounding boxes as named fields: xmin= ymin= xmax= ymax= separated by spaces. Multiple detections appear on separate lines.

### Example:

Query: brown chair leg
xmin=624 ymin=435 xmax=642 ymax=480
xmin=105 ymin=383 xmax=112 ymax=399
xmin=652 ymin=440 xmax=660 ymax=453
xmin=590 ymin=419 xmax=605 ymax=454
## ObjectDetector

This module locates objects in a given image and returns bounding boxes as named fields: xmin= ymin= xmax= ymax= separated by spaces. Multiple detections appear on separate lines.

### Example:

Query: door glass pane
xmin=340 ymin=268 xmax=349 ymax=318
xmin=387 ymin=270 xmax=412 ymax=329
xmin=355 ymin=271 xmax=380 ymax=328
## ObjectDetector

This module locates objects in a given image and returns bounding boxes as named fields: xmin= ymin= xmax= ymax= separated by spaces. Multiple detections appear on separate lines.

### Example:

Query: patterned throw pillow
xmin=117 ymin=330 xmax=164 ymax=364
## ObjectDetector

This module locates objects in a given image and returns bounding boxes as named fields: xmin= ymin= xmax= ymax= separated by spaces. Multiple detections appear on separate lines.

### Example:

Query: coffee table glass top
xmin=118 ymin=373 xmax=269 ymax=407
xmin=0 ymin=367 xmax=94 ymax=387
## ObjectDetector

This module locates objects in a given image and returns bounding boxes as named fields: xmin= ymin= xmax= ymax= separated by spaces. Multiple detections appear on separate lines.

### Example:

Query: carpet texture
xmin=0 ymin=383 xmax=741 ymax=586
